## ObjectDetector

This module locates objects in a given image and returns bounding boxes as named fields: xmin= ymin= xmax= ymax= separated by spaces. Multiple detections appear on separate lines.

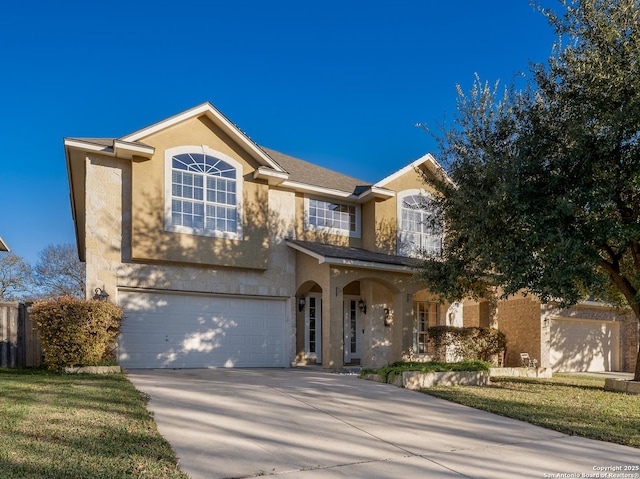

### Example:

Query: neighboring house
xmin=0 ymin=237 xmax=9 ymax=252
xmin=64 ymin=102 xmax=638 ymax=372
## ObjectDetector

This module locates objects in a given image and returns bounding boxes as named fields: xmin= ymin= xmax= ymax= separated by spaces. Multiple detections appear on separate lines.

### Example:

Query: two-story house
xmin=65 ymin=102 xmax=460 ymax=370
xmin=65 ymin=102 xmax=637 ymax=372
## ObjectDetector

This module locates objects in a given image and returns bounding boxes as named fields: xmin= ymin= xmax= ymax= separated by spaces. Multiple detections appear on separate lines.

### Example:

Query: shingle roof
xmin=287 ymin=239 xmax=420 ymax=268
xmin=261 ymin=147 xmax=372 ymax=194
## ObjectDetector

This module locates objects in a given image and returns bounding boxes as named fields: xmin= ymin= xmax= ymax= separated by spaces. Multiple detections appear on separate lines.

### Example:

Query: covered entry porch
xmin=287 ymin=240 xmax=426 ymax=369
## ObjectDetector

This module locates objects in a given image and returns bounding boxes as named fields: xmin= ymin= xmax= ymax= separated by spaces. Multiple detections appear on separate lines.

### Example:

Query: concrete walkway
xmin=127 ymin=368 xmax=639 ymax=479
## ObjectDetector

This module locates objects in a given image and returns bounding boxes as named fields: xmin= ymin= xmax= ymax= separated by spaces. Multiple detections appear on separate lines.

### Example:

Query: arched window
xmin=397 ymin=190 xmax=441 ymax=257
xmin=165 ymin=146 xmax=243 ymax=239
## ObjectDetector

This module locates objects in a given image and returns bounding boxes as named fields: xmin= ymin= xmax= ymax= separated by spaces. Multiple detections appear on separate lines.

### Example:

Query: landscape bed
xmin=360 ymin=360 xmax=491 ymax=389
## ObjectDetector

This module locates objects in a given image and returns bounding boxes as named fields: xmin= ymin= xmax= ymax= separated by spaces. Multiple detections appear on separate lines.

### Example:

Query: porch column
xmin=389 ymin=291 xmax=415 ymax=361
xmin=321 ymin=284 xmax=344 ymax=369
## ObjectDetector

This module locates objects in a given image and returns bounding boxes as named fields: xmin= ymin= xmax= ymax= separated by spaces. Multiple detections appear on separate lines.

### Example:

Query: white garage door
xmin=118 ymin=291 xmax=288 ymax=369
xmin=550 ymin=318 xmax=620 ymax=372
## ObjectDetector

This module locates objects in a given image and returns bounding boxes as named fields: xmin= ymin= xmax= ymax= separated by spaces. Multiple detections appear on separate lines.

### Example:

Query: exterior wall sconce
xmin=93 ymin=286 xmax=110 ymax=301
xmin=358 ymin=298 xmax=367 ymax=314
xmin=384 ymin=308 xmax=392 ymax=327
xmin=543 ymin=317 xmax=550 ymax=328
xmin=298 ymin=295 xmax=306 ymax=312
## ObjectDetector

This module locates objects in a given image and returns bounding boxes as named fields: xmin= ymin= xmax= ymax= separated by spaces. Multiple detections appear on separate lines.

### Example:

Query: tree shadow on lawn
xmin=425 ymin=377 xmax=640 ymax=447
xmin=489 ymin=376 xmax=606 ymax=392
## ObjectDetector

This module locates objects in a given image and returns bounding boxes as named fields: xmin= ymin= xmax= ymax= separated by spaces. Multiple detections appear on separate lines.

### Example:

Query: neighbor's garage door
xmin=550 ymin=318 xmax=620 ymax=372
xmin=118 ymin=291 xmax=288 ymax=369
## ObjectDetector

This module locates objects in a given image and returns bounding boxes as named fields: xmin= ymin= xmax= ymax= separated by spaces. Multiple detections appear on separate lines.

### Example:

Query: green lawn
xmin=424 ymin=374 xmax=640 ymax=448
xmin=0 ymin=369 xmax=189 ymax=479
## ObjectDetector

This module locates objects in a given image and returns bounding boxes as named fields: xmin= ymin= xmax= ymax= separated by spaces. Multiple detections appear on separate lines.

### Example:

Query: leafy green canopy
xmin=418 ymin=0 xmax=640 ymax=377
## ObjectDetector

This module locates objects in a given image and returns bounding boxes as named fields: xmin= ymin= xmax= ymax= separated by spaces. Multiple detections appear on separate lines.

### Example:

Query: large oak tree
xmin=419 ymin=0 xmax=640 ymax=379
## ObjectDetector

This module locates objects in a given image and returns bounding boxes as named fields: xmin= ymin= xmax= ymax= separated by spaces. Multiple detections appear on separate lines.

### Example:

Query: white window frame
xmin=397 ymin=189 xmax=441 ymax=257
xmin=164 ymin=145 xmax=243 ymax=239
xmin=304 ymin=196 xmax=361 ymax=238
xmin=414 ymin=301 xmax=439 ymax=355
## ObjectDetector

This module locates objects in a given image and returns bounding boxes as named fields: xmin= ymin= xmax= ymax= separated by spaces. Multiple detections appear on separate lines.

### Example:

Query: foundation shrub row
xmin=427 ymin=326 xmax=506 ymax=363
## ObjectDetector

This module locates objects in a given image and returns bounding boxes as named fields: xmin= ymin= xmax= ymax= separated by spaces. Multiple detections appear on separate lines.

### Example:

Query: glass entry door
xmin=305 ymin=294 xmax=322 ymax=362
xmin=343 ymin=297 xmax=361 ymax=363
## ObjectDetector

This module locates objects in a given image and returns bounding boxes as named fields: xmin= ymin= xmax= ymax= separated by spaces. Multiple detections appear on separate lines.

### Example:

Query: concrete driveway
xmin=127 ymin=368 xmax=639 ymax=479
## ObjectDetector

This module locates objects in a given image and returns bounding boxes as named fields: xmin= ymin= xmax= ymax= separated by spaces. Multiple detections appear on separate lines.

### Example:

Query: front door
xmin=344 ymin=297 xmax=361 ymax=363
xmin=305 ymin=294 xmax=322 ymax=362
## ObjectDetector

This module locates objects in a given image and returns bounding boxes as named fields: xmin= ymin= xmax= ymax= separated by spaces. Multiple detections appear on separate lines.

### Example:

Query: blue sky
xmin=0 ymin=0 xmax=556 ymax=265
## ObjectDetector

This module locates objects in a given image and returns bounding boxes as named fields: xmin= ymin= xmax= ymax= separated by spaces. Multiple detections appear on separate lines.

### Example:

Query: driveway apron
xmin=127 ymin=368 xmax=639 ymax=479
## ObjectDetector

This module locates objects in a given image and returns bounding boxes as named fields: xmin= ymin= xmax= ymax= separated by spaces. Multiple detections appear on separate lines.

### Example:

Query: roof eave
xmin=356 ymin=186 xmax=396 ymax=203
xmin=375 ymin=152 xmax=453 ymax=188
xmin=0 ymin=236 xmax=9 ymax=252
xmin=285 ymin=240 xmax=416 ymax=273
xmin=253 ymin=166 xmax=290 ymax=185
xmin=63 ymin=138 xmax=155 ymax=160
xmin=279 ymin=180 xmax=359 ymax=200
xmin=120 ymin=102 xmax=287 ymax=173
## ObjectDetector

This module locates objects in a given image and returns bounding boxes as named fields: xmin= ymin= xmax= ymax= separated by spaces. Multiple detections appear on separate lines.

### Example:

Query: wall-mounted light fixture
xmin=384 ymin=308 xmax=392 ymax=327
xmin=298 ymin=295 xmax=306 ymax=312
xmin=358 ymin=298 xmax=367 ymax=314
xmin=93 ymin=286 xmax=109 ymax=302
xmin=543 ymin=317 xmax=550 ymax=328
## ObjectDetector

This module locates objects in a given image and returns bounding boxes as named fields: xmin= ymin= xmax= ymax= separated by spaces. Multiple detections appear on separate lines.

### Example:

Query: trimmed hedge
xmin=31 ymin=296 xmax=123 ymax=371
xmin=427 ymin=326 xmax=506 ymax=363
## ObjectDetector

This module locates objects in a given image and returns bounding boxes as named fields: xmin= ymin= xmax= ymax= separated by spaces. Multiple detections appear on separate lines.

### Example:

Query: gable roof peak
xmin=119 ymin=102 xmax=286 ymax=173
xmin=374 ymin=152 xmax=451 ymax=188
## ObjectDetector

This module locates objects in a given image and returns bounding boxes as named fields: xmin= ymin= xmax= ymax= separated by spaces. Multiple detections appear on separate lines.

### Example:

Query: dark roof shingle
xmin=261 ymin=147 xmax=371 ymax=194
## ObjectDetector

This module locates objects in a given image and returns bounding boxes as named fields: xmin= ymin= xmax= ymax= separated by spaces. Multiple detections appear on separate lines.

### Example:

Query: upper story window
xmin=165 ymin=146 xmax=243 ymax=239
xmin=398 ymin=190 xmax=441 ymax=257
xmin=304 ymin=197 xmax=360 ymax=238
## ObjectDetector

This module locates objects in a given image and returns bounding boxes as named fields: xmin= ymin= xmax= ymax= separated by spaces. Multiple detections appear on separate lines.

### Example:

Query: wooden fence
xmin=0 ymin=302 xmax=42 ymax=368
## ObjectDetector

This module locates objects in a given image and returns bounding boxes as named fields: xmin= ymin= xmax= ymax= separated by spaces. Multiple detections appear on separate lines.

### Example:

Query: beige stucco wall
xmin=293 ymin=193 xmax=363 ymax=248
xmin=129 ymin=115 xmax=271 ymax=268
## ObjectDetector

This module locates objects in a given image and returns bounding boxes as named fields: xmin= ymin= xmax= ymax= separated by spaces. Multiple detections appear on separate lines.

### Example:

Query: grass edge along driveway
xmin=423 ymin=374 xmax=640 ymax=448
xmin=0 ymin=369 xmax=189 ymax=479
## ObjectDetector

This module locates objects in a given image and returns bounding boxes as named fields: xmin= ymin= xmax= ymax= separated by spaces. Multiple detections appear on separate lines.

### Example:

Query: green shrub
xmin=427 ymin=326 xmax=506 ymax=363
xmin=31 ymin=296 xmax=123 ymax=371
xmin=361 ymin=360 xmax=491 ymax=382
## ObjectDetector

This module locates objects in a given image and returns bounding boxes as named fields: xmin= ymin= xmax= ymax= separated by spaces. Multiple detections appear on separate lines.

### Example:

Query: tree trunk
xmin=598 ymin=260 xmax=640 ymax=380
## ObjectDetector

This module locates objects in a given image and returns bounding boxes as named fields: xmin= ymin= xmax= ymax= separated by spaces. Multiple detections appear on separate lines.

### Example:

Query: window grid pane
xmin=171 ymin=153 xmax=238 ymax=234
xmin=308 ymin=199 xmax=356 ymax=232
xmin=399 ymin=194 xmax=442 ymax=257
xmin=415 ymin=301 xmax=439 ymax=355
